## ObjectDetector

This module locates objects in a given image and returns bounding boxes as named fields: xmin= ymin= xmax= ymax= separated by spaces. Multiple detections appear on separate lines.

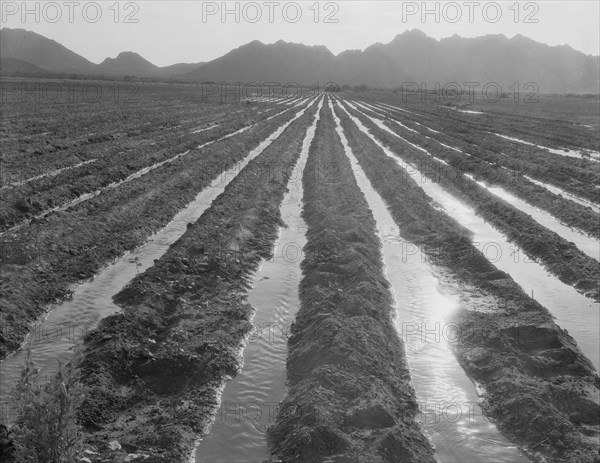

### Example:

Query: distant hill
xmin=1 ymin=27 xmax=598 ymax=93
xmin=189 ymin=29 xmax=599 ymax=93
xmin=0 ymin=57 xmax=47 ymax=74
xmin=0 ymin=28 xmax=205 ymax=79
xmin=159 ymin=62 xmax=205 ymax=77
xmin=187 ymin=40 xmax=340 ymax=84
xmin=0 ymin=28 xmax=96 ymax=74
xmin=97 ymin=51 xmax=160 ymax=77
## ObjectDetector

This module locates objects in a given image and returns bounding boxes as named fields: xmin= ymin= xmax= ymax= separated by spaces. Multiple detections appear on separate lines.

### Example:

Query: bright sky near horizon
xmin=1 ymin=1 xmax=598 ymax=66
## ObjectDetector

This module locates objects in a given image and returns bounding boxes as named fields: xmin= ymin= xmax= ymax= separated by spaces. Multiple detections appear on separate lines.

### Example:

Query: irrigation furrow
xmin=464 ymin=174 xmax=599 ymax=260
xmin=193 ymin=96 xmax=324 ymax=463
xmin=376 ymin=101 xmax=422 ymax=118
xmin=523 ymin=176 xmax=600 ymax=214
xmin=376 ymin=113 xmax=600 ymax=247
xmin=373 ymin=100 xmax=598 ymax=156
xmin=268 ymin=97 xmax=436 ymax=463
xmin=355 ymin=101 xmax=419 ymax=133
xmin=332 ymin=99 xmax=530 ymax=462
xmin=372 ymin=107 xmax=600 ymax=215
xmin=340 ymin=99 xmax=600 ymax=301
xmin=70 ymin=98 xmax=321 ymax=462
xmin=380 ymin=98 xmax=598 ymax=164
xmin=495 ymin=134 xmax=600 ymax=162
xmin=333 ymin=98 xmax=599 ymax=463
xmin=369 ymin=100 xmax=600 ymax=203
xmin=2 ymin=107 xmax=237 ymax=183
xmin=190 ymin=99 xmax=306 ymax=135
xmin=0 ymin=99 xmax=315 ymax=362
xmin=0 ymin=159 xmax=98 ymax=191
xmin=336 ymin=99 xmax=600 ymax=369
xmin=1 ymin=103 xmax=308 ymax=236
xmin=1 ymin=102 xmax=299 ymax=221
xmin=0 ymin=97 xmax=319 ymax=396
xmin=346 ymin=100 xmax=600 ymax=252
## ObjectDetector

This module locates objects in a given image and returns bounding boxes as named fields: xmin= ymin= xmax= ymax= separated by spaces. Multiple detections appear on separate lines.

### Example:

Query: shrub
xmin=10 ymin=348 xmax=84 ymax=462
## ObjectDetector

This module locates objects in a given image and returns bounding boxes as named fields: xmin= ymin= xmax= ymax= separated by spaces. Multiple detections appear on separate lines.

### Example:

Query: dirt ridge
xmin=334 ymin=100 xmax=600 ymax=463
xmin=267 ymin=99 xmax=436 ymax=463
xmin=0 ymin=103 xmax=300 ymax=361
xmin=77 ymin=101 xmax=319 ymax=461
xmin=341 ymin=100 xmax=600 ymax=302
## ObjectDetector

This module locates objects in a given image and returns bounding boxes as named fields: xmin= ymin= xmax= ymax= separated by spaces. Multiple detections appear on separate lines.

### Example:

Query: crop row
xmin=333 ymin=98 xmax=599 ymax=463
xmin=0 ymin=101 xmax=303 ymax=361
xmin=366 ymin=101 xmax=600 ymax=204
xmin=341 ymin=100 xmax=600 ymax=301
xmin=0 ymin=103 xmax=290 ymax=231
xmin=353 ymin=102 xmax=600 ymax=239
xmin=268 ymin=100 xmax=436 ymax=463
xmin=361 ymin=92 xmax=600 ymax=153
xmin=76 ymin=100 xmax=320 ymax=460
xmin=1 ymin=79 xmax=282 ymax=184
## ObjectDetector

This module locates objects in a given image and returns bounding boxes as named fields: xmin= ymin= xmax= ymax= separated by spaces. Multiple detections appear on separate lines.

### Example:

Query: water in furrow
xmin=194 ymin=96 xmax=323 ymax=463
xmin=336 ymin=100 xmax=600 ymax=372
xmin=0 ymin=99 xmax=318 ymax=423
xmin=331 ymin=99 xmax=529 ymax=462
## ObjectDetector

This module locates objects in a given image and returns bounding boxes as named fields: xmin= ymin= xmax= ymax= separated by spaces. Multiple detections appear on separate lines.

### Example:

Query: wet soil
xmin=334 ymin=102 xmax=600 ymax=463
xmin=0 ymin=106 xmax=300 ymax=361
xmin=266 ymin=101 xmax=437 ymax=463
xmin=76 ymin=103 xmax=319 ymax=462
xmin=341 ymin=102 xmax=600 ymax=302
xmin=363 ymin=100 xmax=600 ymax=205
xmin=355 ymin=102 xmax=600 ymax=238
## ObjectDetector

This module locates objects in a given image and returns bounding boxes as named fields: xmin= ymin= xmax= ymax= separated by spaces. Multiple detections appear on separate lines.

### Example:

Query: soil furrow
xmin=76 ymin=99 xmax=319 ymax=462
xmin=340 ymin=100 xmax=600 ymax=302
xmin=0 ymin=103 xmax=303 ymax=232
xmin=368 ymin=98 xmax=600 ymax=154
xmin=333 ymin=99 xmax=600 ymax=463
xmin=356 ymin=101 xmax=600 ymax=241
xmin=267 ymin=98 xmax=436 ymax=463
xmin=0 ymin=103 xmax=304 ymax=361
xmin=365 ymin=100 xmax=600 ymax=204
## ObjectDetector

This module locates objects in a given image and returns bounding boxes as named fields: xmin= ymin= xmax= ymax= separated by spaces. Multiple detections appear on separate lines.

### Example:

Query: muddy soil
xmin=365 ymin=100 xmax=600 ymax=205
xmin=334 ymin=102 xmax=600 ymax=463
xmin=354 ymin=103 xmax=600 ymax=238
xmin=266 ymin=101 xmax=436 ymax=463
xmin=0 ymin=106 xmax=301 ymax=361
xmin=356 ymin=92 xmax=600 ymax=154
xmin=0 ymin=105 xmax=280 ymax=232
xmin=342 ymin=102 xmax=600 ymax=302
xmin=1 ymin=79 xmax=268 ymax=185
xmin=76 ymin=103 xmax=319 ymax=462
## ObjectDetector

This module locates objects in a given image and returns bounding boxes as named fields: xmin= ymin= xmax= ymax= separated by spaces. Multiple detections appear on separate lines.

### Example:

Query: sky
xmin=1 ymin=1 xmax=598 ymax=66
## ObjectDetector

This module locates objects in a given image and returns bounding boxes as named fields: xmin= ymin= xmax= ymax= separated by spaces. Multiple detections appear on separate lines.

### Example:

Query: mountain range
xmin=1 ymin=27 xmax=598 ymax=93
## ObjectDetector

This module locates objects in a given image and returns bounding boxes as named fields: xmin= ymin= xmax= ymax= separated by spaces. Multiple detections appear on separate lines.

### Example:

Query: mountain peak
xmin=97 ymin=50 xmax=158 ymax=75
xmin=387 ymin=29 xmax=436 ymax=48
xmin=101 ymin=51 xmax=151 ymax=62
xmin=393 ymin=29 xmax=428 ymax=40
xmin=243 ymin=39 xmax=265 ymax=48
xmin=403 ymin=28 xmax=427 ymax=36
xmin=117 ymin=51 xmax=143 ymax=58
xmin=0 ymin=27 xmax=96 ymax=72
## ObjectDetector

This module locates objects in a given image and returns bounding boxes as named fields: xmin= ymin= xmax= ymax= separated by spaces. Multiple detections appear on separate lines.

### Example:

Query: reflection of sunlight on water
xmin=431 ymin=288 xmax=458 ymax=320
xmin=347 ymin=102 xmax=600 ymax=369
xmin=2 ymin=99 xmax=317 ymax=436
xmin=333 ymin=100 xmax=529 ymax=462
xmin=465 ymin=175 xmax=599 ymax=261
xmin=195 ymin=98 xmax=323 ymax=463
